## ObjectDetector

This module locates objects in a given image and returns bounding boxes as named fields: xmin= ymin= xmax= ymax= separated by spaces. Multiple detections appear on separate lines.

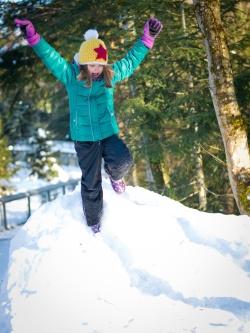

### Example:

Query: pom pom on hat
xmin=84 ymin=29 xmax=99 ymax=40
xmin=76 ymin=28 xmax=108 ymax=65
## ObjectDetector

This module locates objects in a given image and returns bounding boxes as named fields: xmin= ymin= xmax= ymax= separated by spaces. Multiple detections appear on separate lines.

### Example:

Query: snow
xmin=0 ymin=176 xmax=250 ymax=332
xmin=12 ymin=140 xmax=76 ymax=155
xmin=0 ymin=165 xmax=81 ymax=228
xmin=3 ymin=164 xmax=81 ymax=192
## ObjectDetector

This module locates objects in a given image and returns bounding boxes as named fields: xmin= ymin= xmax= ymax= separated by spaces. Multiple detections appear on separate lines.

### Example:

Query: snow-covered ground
xmin=0 ymin=176 xmax=250 ymax=333
xmin=0 ymin=164 xmax=81 ymax=291
xmin=0 ymin=165 xmax=81 ymax=229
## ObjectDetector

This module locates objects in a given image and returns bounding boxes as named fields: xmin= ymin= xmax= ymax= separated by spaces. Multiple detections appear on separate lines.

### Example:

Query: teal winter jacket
xmin=32 ymin=38 xmax=149 ymax=141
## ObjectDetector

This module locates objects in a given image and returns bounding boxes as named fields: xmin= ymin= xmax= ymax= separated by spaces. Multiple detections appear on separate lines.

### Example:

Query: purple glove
xmin=14 ymin=18 xmax=40 ymax=46
xmin=141 ymin=18 xmax=163 ymax=49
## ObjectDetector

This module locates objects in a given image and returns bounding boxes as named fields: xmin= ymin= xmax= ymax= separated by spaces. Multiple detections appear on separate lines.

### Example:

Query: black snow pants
xmin=74 ymin=135 xmax=133 ymax=227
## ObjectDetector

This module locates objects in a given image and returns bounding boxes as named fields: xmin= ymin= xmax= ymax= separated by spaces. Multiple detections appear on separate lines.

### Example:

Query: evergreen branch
xmin=203 ymin=144 xmax=223 ymax=151
xmin=204 ymin=186 xmax=234 ymax=198
xmin=200 ymin=144 xmax=227 ymax=166
xmin=179 ymin=191 xmax=199 ymax=202
xmin=171 ymin=181 xmax=196 ymax=191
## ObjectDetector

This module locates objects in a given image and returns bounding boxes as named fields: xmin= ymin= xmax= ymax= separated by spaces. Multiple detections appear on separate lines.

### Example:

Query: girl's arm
xmin=112 ymin=39 xmax=149 ymax=83
xmin=112 ymin=17 xmax=162 ymax=83
xmin=15 ymin=19 xmax=74 ymax=86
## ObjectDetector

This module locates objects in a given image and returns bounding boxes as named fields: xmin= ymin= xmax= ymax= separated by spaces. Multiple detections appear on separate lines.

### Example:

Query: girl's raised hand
xmin=14 ymin=18 xmax=40 ymax=46
xmin=141 ymin=17 xmax=163 ymax=49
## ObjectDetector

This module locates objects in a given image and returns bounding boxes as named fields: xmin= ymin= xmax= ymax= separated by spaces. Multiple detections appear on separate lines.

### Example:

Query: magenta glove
xmin=14 ymin=18 xmax=40 ymax=46
xmin=141 ymin=18 xmax=163 ymax=49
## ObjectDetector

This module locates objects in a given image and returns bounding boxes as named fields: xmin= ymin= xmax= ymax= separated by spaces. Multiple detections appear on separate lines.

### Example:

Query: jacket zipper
xmin=88 ymin=85 xmax=94 ymax=141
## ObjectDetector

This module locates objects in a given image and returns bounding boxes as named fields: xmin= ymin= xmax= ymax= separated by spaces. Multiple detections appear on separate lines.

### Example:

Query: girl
xmin=14 ymin=17 xmax=163 ymax=233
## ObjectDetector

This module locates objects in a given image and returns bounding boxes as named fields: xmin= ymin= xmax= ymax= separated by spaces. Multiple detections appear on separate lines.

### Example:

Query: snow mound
xmin=1 ymin=179 xmax=250 ymax=333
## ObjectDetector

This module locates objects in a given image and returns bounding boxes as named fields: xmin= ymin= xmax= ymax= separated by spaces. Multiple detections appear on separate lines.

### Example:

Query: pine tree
xmin=1 ymin=0 xmax=249 ymax=212
xmin=0 ymin=119 xmax=14 ymax=195
xmin=27 ymin=128 xmax=59 ymax=181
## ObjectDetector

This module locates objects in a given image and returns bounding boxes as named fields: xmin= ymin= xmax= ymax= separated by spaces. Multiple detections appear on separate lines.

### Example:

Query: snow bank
xmin=1 ymin=178 xmax=250 ymax=333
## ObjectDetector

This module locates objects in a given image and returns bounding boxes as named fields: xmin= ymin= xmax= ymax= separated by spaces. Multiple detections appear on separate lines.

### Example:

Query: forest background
xmin=0 ymin=0 xmax=249 ymax=215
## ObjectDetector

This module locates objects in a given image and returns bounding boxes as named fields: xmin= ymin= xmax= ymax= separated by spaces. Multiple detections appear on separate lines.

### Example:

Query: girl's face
xmin=87 ymin=64 xmax=104 ymax=78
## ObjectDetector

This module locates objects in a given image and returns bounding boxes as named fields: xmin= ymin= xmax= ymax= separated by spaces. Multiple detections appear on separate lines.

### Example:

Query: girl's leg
xmin=102 ymin=135 xmax=133 ymax=181
xmin=74 ymin=141 xmax=103 ymax=227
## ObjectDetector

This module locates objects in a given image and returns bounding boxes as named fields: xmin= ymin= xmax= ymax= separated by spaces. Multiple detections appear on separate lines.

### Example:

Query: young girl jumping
xmin=14 ymin=16 xmax=163 ymax=233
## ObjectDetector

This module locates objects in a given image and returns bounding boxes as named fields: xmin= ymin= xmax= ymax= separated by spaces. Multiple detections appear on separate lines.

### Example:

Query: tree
xmin=27 ymin=128 xmax=59 ymax=180
xmin=193 ymin=0 xmax=250 ymax=215
xmin=0 ymin=0 xmax=249 ymax=213
xmin=0 ymin=119 xmax=15 ymax=195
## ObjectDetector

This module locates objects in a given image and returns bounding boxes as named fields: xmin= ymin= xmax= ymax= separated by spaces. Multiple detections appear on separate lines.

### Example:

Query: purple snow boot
xmin=91 ymin=222 xmax=101 ymax=234
xmin=110 ymin=178 xmax=126 ymax=194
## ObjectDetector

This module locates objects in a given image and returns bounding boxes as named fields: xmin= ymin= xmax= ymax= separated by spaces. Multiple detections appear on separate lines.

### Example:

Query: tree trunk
xmin=196 ymin=144 xmax=207 ymax=210
xmin=181 ymin=3 xmax=208 ymax=210
xmin=149 ymin=160 xmax=166 ymax=192
xmin=193 ymin=0 xmax=250 ymax=215
xmin=131 ymin=165 xmax=139 ymax=187
xmin=226 ymin=186 xmax=236 ymax=214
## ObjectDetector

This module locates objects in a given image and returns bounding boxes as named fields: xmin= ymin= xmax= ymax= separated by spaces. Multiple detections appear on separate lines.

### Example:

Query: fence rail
xmin=0 ymin=179 xmax=80 ymax=231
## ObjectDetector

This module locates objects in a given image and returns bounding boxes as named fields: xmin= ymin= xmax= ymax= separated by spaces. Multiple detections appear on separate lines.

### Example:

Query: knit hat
xmin=75 ymin=29 xmax=108 ymax=65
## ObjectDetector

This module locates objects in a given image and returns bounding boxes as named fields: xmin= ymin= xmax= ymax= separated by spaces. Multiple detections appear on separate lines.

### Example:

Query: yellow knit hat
xmin=76 ymin=29 xmax=108 ymax=65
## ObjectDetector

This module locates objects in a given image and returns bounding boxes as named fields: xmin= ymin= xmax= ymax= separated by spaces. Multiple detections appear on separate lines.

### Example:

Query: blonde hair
xmin=77 ymin=65 xmax=114 ymax=88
